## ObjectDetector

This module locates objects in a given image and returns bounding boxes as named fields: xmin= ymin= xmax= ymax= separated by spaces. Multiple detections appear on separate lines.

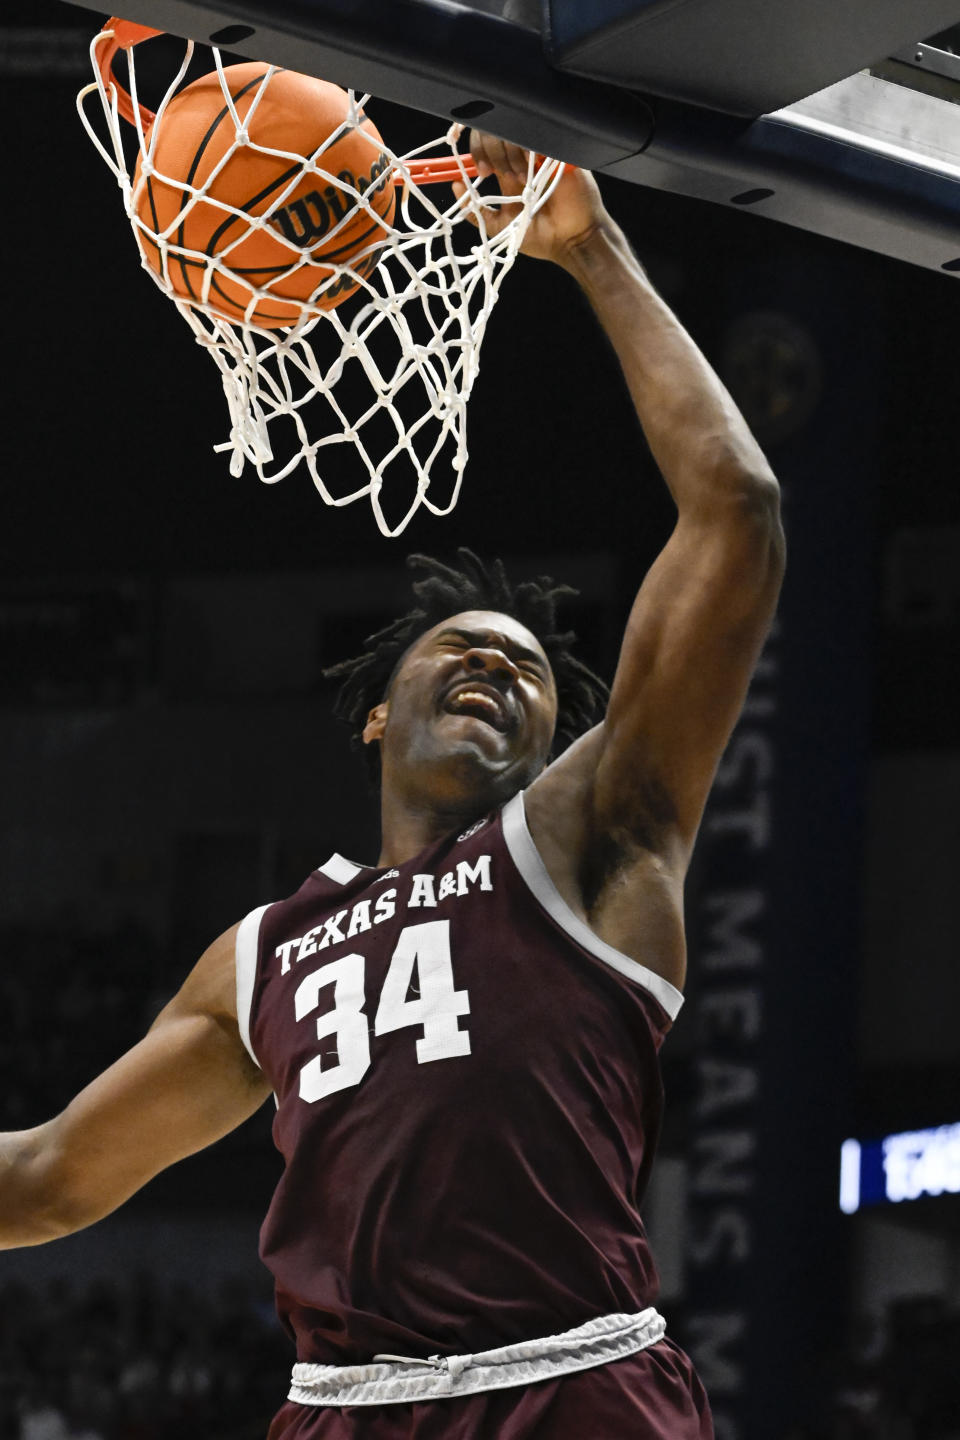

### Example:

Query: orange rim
xmin=94 ymin=17 xmax=479 ymax=181
xmin=403 ymin=157 xmax=478 ymax=184
xmin=97 ymin=18 xmax=162 ymax=128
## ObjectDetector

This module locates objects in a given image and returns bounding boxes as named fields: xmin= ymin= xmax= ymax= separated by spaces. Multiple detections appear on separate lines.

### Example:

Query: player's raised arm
xmin=561 ymin=218 xmax=784 ymax=860
xmin=469 ymin=135 xmax=784 ymax=865
xmin=0 ymin=925 xmax=271 ymax=1249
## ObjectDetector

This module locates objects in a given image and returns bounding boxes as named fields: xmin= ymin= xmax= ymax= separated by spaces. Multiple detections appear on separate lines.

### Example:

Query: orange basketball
xmin=133 ymin=64 xmax=396 ymax=328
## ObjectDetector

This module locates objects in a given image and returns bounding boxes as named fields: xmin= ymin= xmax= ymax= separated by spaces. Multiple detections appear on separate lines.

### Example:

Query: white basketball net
xmin=78 ymin=27 xmax=565 ymax=535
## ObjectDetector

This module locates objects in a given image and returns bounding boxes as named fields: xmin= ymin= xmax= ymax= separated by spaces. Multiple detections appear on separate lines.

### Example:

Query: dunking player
xmin=0 ymin=136 xmax=784 ymax=1436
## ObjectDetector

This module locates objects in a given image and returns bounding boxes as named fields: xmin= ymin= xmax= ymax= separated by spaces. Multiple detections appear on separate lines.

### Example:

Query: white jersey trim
xmin=318 ymin=853 xmax=366 ymax=885
xmin=235 ymin=904 xmax=271 ymax=1069
xmin=289 ymin=1307 xmax=666 ymax=1406
xmin=501 ymin=791 xmax=684 ymax=1022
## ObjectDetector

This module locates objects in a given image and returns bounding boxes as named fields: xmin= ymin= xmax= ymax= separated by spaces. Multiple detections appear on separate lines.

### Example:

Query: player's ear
xmin=362 ymin=702 xmax=388 ymax=745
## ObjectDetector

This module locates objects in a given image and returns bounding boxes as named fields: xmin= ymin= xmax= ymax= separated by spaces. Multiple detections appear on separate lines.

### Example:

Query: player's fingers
xmin=468 ymin=129 xmax=495 ymax=181
xmin=470 ymin=130 xmax=530 ymax=190
xmin=470 ymin=130 xmax=520 ymax=186
xmin=490 ymin=137 xmax=532 ymax=188
xmin=501 ymin=138 xmax=536 ymax=180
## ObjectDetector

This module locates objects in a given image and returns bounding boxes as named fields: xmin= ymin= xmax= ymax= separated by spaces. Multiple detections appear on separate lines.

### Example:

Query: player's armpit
xmin=0 ymin=925 xmax=272 ymax=1249
xmin=594 ymin=477 xmax=784 ymax=860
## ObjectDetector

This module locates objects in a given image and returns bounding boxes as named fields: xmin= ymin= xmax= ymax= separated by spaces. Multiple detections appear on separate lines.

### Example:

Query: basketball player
xmin=0 ymin=135 xmax=784 ymax=1437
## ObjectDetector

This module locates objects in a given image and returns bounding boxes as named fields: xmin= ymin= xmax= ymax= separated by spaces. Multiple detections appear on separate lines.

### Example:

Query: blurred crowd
xmin=1 ymin=1273 xmax=957 ymax=1439
xmin=817 ymin=1295 xmax=960 ymax=1440
xmin=0 ymin=1273 xmax=290 ymax=1440
xmin=0 ymin=917 xmax=160 ymax=1133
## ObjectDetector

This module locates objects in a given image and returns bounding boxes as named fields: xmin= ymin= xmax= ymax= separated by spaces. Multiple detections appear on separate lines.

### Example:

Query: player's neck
xmin=376 ymin=788 xmax=493 ymax=867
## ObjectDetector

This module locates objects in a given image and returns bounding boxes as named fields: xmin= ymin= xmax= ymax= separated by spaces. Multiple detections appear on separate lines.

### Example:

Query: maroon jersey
xmin=238 ymin=792 xmax=710 ymax=1437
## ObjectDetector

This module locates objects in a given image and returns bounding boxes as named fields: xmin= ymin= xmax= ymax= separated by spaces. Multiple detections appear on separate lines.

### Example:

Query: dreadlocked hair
xmin=324 ymin=548 xmax=610 ymax=781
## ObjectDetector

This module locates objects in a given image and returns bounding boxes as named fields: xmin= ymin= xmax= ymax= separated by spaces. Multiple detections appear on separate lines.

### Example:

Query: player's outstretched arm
xmin=555 ymin=216 xmax=784 ymax=855
xmin=467 ymin=134 xmax=783 ymax=980
xmin=470 ymin=135 xmax=783 ymax=846
xmin=0 ymin=925 xmax=271 ymax=1249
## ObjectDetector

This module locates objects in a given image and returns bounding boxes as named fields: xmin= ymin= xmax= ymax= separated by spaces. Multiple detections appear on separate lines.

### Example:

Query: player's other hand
xmin=451 ymin=130 xmax=609 ymax=265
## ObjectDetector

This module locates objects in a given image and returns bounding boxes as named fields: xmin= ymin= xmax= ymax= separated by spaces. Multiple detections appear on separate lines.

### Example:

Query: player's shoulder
xmin=523 ymin=723 xmax=605 ymax=865
xmin=521 ymin=725 xmax=688 ymax=992
xmin=525 ymin=719 xmax=687 ymax=876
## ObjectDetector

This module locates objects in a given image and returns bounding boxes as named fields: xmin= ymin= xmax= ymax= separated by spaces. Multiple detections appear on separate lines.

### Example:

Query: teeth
xmin=449 ymin=689 xmax=502 ymax=720
xmin=455 ymin=691 xmax=496 ymax=706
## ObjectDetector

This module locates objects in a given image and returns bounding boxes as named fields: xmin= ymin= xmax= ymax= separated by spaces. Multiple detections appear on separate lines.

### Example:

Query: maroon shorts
xmin=267 ymin=1339 xmax=714 ymax=1439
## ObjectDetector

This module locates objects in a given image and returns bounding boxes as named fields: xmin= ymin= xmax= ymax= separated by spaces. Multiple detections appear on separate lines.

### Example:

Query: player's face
xmin=364 ymin=610 xmax=558 ymax=806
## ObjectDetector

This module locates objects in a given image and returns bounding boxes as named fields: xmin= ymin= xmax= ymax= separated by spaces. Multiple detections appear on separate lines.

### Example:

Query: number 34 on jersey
xmin=295 ymin=920 xmax=471 ymax=1103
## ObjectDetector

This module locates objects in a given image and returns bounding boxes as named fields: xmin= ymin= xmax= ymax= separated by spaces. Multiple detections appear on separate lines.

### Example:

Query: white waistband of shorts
xmin=288 ymin=1308 xmax=666 ymax=1406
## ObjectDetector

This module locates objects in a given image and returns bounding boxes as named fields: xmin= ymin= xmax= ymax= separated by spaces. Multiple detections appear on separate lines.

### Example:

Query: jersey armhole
xmin=235 ymin=904 xmax=271 ymax=1069
xmin=501 ymin=791 xmax=684 ymax=1024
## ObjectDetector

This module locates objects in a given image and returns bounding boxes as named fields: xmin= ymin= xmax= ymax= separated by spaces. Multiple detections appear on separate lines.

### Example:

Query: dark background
xmin=1 ymin=6 xmax=959 ymax=1439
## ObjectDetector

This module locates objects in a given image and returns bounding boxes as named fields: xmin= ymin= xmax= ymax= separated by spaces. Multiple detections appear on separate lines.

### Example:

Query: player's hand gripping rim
xmin=451 ymin=131 xmax=609 ymax=266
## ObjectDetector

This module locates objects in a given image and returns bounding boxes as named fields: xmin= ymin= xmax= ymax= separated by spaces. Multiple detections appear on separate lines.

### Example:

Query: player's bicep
xmin=46 ymin=927 xmax=272 ymax=1233
xmin=596 ymin=483 xmax=784 ymax=851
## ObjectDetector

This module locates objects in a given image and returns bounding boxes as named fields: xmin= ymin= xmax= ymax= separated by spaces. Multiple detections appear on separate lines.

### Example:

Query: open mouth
xmin=442 ymin=683 xmax=510 ymax=733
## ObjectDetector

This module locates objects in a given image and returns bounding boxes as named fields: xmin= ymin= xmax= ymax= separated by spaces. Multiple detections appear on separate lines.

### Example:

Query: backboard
xmin=61 ymin=0 xmax=960 ymax=276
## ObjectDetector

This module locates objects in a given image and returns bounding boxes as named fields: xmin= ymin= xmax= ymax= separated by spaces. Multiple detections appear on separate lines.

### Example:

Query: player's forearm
xmin=0 ymin=1123 xmax=74 ymax=1248
xmin=560 ymin=220 xmax=778 ymax=514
